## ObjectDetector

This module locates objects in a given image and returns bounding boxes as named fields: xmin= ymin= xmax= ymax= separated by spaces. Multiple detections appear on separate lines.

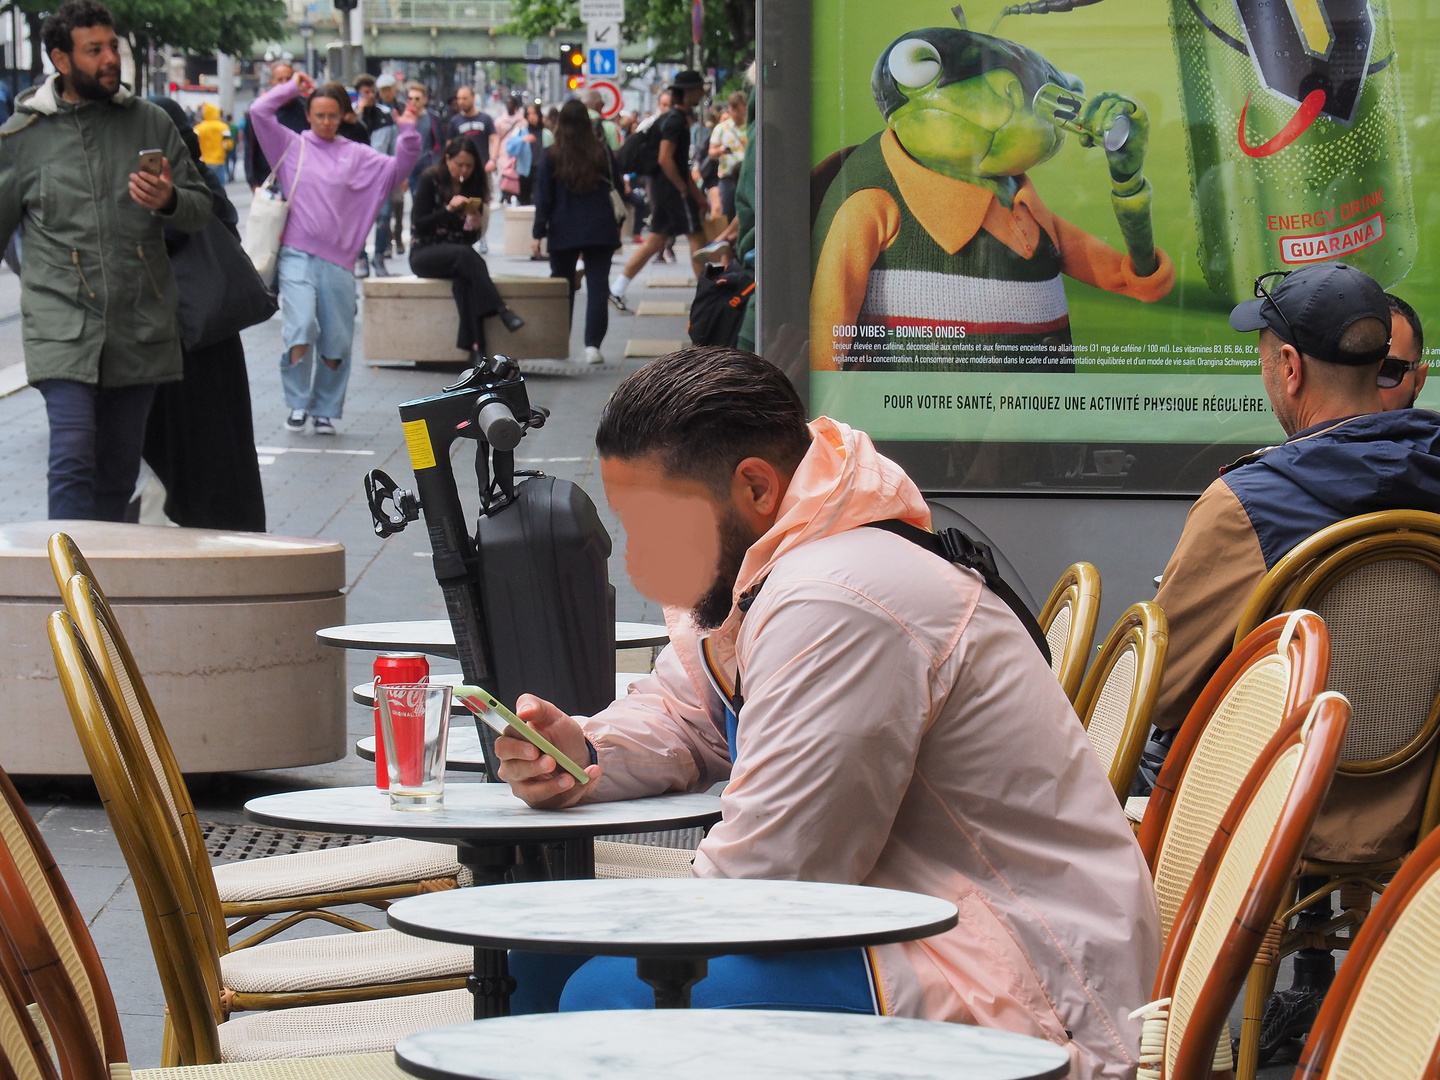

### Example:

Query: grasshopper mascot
xmin=811 ymin=9 xmax=1173 ymax=372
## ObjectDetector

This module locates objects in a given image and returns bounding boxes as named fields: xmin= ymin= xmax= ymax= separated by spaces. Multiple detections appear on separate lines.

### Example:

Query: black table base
xmin=454 ymin=837 xmax=597 ymax=1019
xmin=635 ymin=956 xmax=709 ymax=1009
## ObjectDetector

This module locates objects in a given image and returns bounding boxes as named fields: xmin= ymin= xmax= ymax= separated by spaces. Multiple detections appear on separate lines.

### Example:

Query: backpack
xmin=616 ymin=115 xmax=661 ymax=176
xmin=687 ymin=264 xmax=754 ymax=348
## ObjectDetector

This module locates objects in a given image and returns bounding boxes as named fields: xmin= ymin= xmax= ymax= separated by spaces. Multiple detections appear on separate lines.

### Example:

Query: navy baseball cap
xmin=1230 ymin=262 xmax=1390 ymax=365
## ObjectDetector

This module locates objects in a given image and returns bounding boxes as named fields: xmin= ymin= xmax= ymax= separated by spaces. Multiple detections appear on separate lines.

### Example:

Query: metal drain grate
xmin=201 ymin=821 xmax=376 ymax=862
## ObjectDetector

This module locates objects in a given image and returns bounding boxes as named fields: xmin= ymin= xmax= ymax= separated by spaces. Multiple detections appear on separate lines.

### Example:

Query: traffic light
xmin=334 ymin=0 xmax=357 ymax=9
xmin=560 ymin=43 xmax=584 ymax=90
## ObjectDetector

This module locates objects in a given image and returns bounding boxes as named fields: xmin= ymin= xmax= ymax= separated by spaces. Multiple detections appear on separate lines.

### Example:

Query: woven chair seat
xmin=594 ymin=839 xmax=696 ymax=879
xmin=219 ymin=928 xmax=471 ymax=993
xmin=217 ymin=988 xmax=472 ymax=1060
xmin=212 ymin=838 xmax=468 ymax=902
xmin=1125 ymin=796 xmax=1148 ymax=824
xmin=132 ymin=1053 xmax=410 ymax=1079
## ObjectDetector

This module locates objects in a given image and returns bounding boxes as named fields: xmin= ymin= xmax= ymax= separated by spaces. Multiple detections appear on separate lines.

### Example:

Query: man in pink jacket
xmin=499 ymin=348 xmax=1159 ymax=1080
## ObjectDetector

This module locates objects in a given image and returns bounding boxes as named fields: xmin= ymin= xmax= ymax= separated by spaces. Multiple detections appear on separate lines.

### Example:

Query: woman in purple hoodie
xmin=251 ymin=72 xmax=420 ymax=434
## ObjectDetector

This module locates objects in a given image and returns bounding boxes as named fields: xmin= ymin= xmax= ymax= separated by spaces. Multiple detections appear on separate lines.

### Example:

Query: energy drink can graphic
xmin=1169 ymin=0 xmax=1415 ymax=300
xmin=1033 ymin=82 xmax=1132 ymax=151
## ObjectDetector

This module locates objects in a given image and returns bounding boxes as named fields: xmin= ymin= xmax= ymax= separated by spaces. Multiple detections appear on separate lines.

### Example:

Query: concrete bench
xmin=0 ymin=521 xmax=346 ymax=774
xmin=363 ymin=273 xmax=571 ymax=364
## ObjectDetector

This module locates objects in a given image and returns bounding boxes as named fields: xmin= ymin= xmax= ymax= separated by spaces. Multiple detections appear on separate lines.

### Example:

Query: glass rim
xmin=374 ymin=681 xmax=451 ymax=692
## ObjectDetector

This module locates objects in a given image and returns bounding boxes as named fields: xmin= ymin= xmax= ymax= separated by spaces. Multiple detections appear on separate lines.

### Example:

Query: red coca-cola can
xmin=373 ymin=652 xmax=428 ymax=789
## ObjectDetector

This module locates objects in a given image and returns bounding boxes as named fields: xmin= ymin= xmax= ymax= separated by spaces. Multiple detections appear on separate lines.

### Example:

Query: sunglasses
xmin=1378 ymin=356 xmax=1422 ymax=390
xmin=1253 ymin=271 xmax=1299 ymax=348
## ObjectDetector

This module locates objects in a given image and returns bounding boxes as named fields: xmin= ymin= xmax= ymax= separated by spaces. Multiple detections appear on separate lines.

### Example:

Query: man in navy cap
xmin=1150 ymin=260 xmax=1440 ymax=1060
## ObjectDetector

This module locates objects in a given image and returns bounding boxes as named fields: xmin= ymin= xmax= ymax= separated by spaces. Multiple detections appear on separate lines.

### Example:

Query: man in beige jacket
xmin=498 ymin=348 xmax=1159 ymax=1080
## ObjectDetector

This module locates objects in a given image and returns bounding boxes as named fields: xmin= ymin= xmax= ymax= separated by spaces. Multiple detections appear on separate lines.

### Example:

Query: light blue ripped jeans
xmin=277 ymin=246 xmax=356 ymax=419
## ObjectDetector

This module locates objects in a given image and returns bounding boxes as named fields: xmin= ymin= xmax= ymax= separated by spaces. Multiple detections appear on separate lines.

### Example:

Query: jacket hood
xmin=202 ymin=102 xmax=221 ymax=121
xmin=1264 ymin=410 xmax=1440 ymax=517
xmin=18 ymin=72 xmax=132 ymax=116
xmin=663 ymin=416 xmax=932 ymax=690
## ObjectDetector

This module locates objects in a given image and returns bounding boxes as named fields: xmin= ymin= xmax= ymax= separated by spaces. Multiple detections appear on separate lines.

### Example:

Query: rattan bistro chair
xmin=1228 ymin=511 xmax=1440 ymax=1080
xmin=1130 ymin=692 xmax=1349 ymax=1080
xmin=47 ymin=609 xmax=471 ymax=1066
xmin=0 ymin=777 xmax=411 ymax=1080
xmin=1038 ymin=562 xmax=1102 ymax=703
xmin=47 ymin=533 xmax=470 ymax=947
xmin=1294 ymin=823 xmax=1440 ymax=1080
xmin=1074 ymin=602 xmax=1169 ymax=802
xmin=1137 ymin=611 xmax=1330 ymax=942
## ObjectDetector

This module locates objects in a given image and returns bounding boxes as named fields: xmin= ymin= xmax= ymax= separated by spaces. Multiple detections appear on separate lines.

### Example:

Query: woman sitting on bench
xmin=409 ymin=136 xmax=525 ymax=363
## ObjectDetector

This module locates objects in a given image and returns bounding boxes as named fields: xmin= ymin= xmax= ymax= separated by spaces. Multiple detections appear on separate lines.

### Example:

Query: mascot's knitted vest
xmin=826 ymin=134 xmax=1073 ymax=371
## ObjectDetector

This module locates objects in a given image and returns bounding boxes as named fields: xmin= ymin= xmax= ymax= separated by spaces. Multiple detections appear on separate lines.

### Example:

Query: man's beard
xmin=66 ymin=64 xmax=120 ymax=101
xmin=691 ymin=509 xmax=758 ymax=631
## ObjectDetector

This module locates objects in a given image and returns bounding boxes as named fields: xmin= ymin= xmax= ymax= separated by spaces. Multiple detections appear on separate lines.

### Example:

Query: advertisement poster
xmin=807 ymin=0 xmax=1438 ymax=491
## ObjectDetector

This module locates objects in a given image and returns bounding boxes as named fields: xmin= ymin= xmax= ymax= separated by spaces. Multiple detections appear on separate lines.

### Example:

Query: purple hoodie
xmin=250 ymin=80 xmax=420 ymax=268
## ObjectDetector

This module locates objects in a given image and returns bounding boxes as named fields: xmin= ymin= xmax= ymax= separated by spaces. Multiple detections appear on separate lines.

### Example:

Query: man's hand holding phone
xmin=129 ymin=153 xmax=175 ymax=213
xmin=494 ymin=694 xmax=601 ymax=808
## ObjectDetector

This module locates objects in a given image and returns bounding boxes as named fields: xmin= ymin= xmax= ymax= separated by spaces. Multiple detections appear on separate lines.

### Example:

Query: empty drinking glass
xmin=376 ymin=682 xmax=453 ymax=810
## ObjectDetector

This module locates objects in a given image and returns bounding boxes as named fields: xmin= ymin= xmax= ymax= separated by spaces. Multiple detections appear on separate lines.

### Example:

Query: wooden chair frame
xmin=1233 ymin=510 xmax=1440 ymax=777
xmin=47 ymin=533 xmax=462 ymax=946
xmin=1225 ymin=513 xmax=1440 ymax=1079
xmin=1138 ymin=611 xmax=1330 ymax=867
xmin=1143 ymin=693 xmax=1349 ymax=1080
xmin=1074 ymin=602 xmax=1169 ymax=802
xmin=1294 ymin=823 xmax=1440 ymax=1079
xmin=1038 ymin=562 xmax=1102 ymax=703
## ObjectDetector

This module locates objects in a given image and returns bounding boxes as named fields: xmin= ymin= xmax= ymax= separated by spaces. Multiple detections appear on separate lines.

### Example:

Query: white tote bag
xmin=243 ymin=138 xmax=306 ymax=284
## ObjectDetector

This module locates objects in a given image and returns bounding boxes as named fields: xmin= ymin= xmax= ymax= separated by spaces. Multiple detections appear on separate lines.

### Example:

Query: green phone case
xmin=454 ymin=684 xmax=591 ymax=785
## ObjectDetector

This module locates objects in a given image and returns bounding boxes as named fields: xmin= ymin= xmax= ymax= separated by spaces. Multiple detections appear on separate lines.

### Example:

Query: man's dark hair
xmin=1387 ymin=293 xmax=1424 ymax=355
xmin=354 ymin=73 xmax=376 ymax=90
xmin=596 ymin=347 xmax=812 ymax=494
xmin=42 ymin=0 xmax=113 ymax=57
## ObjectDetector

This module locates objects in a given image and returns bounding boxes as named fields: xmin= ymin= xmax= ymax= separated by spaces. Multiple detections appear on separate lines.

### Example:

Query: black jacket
xmin=531 ymin=147 xmax=623 ymax=252
xmin=410 ymin=167 xmax=486 ymax=248
xmin=246 ymin=96 xmax=305 ymax=186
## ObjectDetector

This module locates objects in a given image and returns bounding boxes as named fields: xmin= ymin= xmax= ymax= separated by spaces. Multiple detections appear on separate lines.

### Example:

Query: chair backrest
xmin=0 ymin=768 xmax=123 ymax=1064
xmin=58 ymin=572 xmax=227 ymax=950
xmin=1139 ymin=610 xmax=1330 ymax=940
xmin=1039 ymin=562 xmax=1102 ymax=702
xmin=47 ymin=610 xmax=225 ymax=1066
xmin=1234 ymin=511 xmax=1440 ymax=778
xmin=1141 ymin=692 xmax=1349 ymax=1080
xmin=0 ymin=924 xmax=62 ymax=1080
xmin=0 ymin=818 xmax=111 ymax=1080
xmin=46 ymin=534 xmax=99 ymax=601
xmin=1295 ymin=818 xmax=1440 ymax=1079
xmin=1074 ymin=602 xmax=1169 ymax=802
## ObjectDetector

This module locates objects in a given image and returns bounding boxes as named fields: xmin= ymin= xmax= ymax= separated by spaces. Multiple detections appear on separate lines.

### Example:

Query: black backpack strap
xmin=864 ymin=520 xmax=1051 ymax=664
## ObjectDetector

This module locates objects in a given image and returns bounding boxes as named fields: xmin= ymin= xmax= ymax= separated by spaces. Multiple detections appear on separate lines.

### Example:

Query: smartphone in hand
xmin=137 ymin=149 xmax=166 ymax=176
xmin=454 ymin=684 xmax=591 ymax=785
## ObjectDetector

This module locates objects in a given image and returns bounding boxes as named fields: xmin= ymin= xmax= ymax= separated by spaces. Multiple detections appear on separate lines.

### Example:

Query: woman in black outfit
xmin=409 ymin=137 xmax=524 ymax=361
xmin=531 ymin=99 xmax=623 ymax=366
xmin=142 ymin=97 xmax=266 ymax=531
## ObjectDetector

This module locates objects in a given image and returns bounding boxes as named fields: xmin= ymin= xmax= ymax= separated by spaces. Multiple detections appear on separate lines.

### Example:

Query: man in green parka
xmin=0 ymin=0 xmax=210 ymax=521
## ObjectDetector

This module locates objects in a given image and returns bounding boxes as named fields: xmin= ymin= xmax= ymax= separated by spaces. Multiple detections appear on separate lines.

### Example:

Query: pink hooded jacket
xmin=579 ymin=418 xmax=1160 ymax=1079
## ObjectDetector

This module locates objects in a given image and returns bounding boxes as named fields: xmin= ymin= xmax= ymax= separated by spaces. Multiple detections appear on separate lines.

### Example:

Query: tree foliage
xmin=4 ymin=0 xmax=285 ymax=58
xmin=506 ymin=0 xmax=755 ymax=87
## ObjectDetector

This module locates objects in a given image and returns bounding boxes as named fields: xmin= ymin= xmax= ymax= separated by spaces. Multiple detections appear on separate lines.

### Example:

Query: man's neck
xmin=1289 ymin=397 xmax=1383 ymax=437
xmin=463 ymin=107 xmax=477 ymax=118
xmin=58 ymin=73 xmax=85 ymax=104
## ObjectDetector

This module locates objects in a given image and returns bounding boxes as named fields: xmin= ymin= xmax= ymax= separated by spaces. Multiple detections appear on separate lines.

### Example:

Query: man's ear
xmin=51 ymin=49 xmax=71 ymax=76
xmin=731 ymin=457 xmax=785 ymax=523
xmin=1281 ymin=343 xmax=1305 ymax=396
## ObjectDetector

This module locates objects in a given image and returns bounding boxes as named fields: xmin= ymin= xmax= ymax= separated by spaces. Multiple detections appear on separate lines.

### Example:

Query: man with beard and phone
xmin=0 ymin=0 xmax=210 ymax=520
xmin=493 ymin=347 xmax=1159 ymax=1080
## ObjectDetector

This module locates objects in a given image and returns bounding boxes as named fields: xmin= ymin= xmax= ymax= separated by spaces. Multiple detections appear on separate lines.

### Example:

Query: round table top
xmin=387 ymin=878 xmax=958 ymax=956
xmin=318 ymin=620 xmax=669 ymax=656
xmin=244 ymin=785 xmax=721 ymax=843
xmin=351 ymin=672 xmax=647 ymax=711
xmin=396 ymin=1010 xmax=1070 ymax=1080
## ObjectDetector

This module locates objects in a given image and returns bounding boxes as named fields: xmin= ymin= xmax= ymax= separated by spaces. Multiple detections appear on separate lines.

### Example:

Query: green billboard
xmin=801 ymin=0 xmax=1437 ymax=491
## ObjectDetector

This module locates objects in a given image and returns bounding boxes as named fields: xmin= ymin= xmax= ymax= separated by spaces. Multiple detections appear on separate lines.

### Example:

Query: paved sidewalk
xmin=0 ymin=181 xmax=695 ymax=1064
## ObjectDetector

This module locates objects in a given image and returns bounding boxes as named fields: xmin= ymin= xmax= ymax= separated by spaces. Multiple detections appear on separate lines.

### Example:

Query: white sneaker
xmin=583 ymin=346 xmax=605 ymax=366
xmin=285 ymin=409 xmax=306 ymax=431
xmin=312 ymin=417 xmax=336 ymax=435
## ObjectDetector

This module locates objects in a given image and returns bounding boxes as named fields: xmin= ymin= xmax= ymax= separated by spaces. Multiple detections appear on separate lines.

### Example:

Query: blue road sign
xmin=588 ymin=48 xmax=617 ymax=76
